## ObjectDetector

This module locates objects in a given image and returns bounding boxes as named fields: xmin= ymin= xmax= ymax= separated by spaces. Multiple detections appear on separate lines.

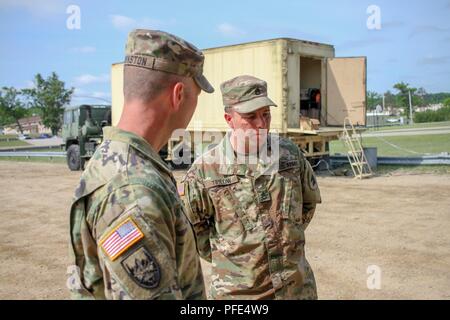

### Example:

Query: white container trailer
xmin=111 ymin=38 xmax=366 ymax=159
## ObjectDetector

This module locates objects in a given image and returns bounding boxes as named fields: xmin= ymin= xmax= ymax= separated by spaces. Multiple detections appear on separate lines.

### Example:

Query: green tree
xmin=0 ymin=87 xmax=28 ymax=133
xmin=443 ymin=98 xmax=450 ymax=108
xmin=367 ymin=91 xmax=382 ymax=111
xmin=23 ymin=72 xmax=73 ymax=135
xmin=414 ymin=106 xmax=450 ymax=123
xmin=26 ymin=106 xmax=42 ymax=117
xmin=415 ymin=87 xmax=427 ymax=107
xmin=393 ymin=82 xmax=421 ymax=121
xmin=383 ymin=90 xmax=397 ymax=109
xmin=423 ymin=92 xmax=450 ymax=105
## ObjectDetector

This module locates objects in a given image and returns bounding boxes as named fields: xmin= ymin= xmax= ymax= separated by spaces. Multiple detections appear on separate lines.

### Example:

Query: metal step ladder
xmin=341 ymin=117 xmax=373 ymax=179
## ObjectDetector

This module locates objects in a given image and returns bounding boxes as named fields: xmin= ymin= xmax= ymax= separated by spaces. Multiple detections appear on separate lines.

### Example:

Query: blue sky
xmin=0 ymin=0 xmax=449 ymax=104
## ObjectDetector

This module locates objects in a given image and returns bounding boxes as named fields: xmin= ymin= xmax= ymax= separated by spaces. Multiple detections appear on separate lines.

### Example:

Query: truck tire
xmin=67 ymin=144 xmax=82 ymax=171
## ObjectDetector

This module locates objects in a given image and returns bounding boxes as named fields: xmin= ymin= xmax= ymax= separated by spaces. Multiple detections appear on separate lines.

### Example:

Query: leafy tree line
xmin=0 ymin=72 xmax=73 ymax=135
xmin=414 ymin=98 xmax=450 ymax=123
xmin=367 ymin=82 xmax=450 ymax=121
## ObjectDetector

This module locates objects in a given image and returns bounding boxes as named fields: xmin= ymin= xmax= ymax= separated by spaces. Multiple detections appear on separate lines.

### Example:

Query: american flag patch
xmin=100 ymin=217 xmax=144 ymax=261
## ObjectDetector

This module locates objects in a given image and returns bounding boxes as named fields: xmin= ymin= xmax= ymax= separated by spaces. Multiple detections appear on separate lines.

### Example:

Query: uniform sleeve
xmin=69 ymin=199 xmax=106 ymax=300
xmin=94 ymin=185 xmax=190 ymax=300
xmin=182 ymin=168 xmax=215 ymax=262
xmin=299 ymin=152 xmax=321 ymax=229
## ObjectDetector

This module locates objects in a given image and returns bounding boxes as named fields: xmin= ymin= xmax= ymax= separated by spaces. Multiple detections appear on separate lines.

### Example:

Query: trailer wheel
xmin=67 ymin=144 xmax=82 ymax=171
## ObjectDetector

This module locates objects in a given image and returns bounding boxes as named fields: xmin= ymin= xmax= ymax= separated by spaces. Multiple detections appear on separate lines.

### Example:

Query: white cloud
xmin=73 ymin=88 xmax=86 ymax=95
xmin=70 ymin=46 xmax=96 ymax=54
xmin=73 ymin=74 xmax=110 ymax=86
xmin=338 ymin=37 xmax=389 ymax=50
xmin=217 ymin=23 xmax=246 ymax=37
xmin=92 ymin=91 xmax=111 ymax=99
xmin=72 ymin=89 xmax=111 ymax=104
xmin=0 ymin=0 xmax=65 ymax=16
xmin=409 ymin=25 xmax=450 ymax=38
xmin=24 ymin=80 xmax=35 ymax=89
xmin=250 ymin=25 xmax=331 ymax=43
xmin=418 ymin=55 xmax=450 ymax=65
xmin=382 ymin=21 xmax=405 ymax=29
xmin=110 ymin=14 xmax=136 ymax=30
xmin=110 ymin=14 xmax=164 ymax=31
xmin=386 ymin=58 xmax=399 ymax=64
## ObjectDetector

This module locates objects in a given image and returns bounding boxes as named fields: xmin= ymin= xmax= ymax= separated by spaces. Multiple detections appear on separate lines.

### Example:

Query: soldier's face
xmin=225 ymin=106 xmax=271 ymax=131
xmin=225 ymin=106 xmax=271 ymax=152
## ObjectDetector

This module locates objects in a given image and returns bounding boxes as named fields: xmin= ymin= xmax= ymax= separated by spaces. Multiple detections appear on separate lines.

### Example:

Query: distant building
xmin=366 ymin=110 xmax=390 ymax=116
xmin=415 ymin=103 xmax=444 ymax=113
xmin=385 ymin=106 xmax=398 ymax=116
xmin=3 ymin=115 xmax=52 ymax=135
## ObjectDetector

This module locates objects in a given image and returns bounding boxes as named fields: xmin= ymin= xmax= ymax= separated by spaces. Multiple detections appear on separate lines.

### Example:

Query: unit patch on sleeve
xmin=100 ymin=217 xmax=144 ymax=261
xmin=121 ymin=245 xmax=161 ymax=289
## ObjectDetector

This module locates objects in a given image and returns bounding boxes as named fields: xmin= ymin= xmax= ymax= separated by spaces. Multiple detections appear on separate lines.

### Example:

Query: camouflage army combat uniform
xmin=68 ymin=29 xmax=214 ymax=300
xmin=69 ymin=127 xmax=205 ymax=299
xmin=182 ymin=76 xmax=321 ymax=300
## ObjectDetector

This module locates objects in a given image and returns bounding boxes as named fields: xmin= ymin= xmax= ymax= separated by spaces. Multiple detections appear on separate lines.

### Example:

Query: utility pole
xmin=382 ymin=94 xmax=385 ymax=130
xmin=409 ymin=90 xmax=413 ymax=125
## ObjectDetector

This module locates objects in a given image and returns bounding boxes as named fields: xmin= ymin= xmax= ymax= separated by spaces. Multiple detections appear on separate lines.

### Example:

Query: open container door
xmin=326 ymin=57 xmax=367 ymax=126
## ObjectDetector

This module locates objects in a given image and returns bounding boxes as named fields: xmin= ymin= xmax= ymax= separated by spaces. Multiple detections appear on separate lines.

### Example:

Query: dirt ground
xmin=1 ymin=161 xmax=449 ymax=300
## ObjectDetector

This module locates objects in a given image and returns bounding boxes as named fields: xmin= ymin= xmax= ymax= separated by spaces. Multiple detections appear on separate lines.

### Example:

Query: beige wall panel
xmin=286 ymin=52 xmax=300 ymax=129
xmin=326 ymin=57 xmax=367 ymax=126
xmin=190 ymin=40 xmax=284 ymax=131
xmin=111 ymin=63 xmax=124 ymax=126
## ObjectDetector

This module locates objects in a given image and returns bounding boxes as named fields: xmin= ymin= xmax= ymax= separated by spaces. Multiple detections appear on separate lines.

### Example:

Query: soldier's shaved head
xmin=123 ymin=66 xmax=184 ymax=104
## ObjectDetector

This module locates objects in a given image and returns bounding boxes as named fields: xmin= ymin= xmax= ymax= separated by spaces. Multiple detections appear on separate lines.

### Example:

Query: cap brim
xmin=232 ymin=96 xmax=277 ymax=113
xmin=194 ymin=74 xmax=214 ymax=93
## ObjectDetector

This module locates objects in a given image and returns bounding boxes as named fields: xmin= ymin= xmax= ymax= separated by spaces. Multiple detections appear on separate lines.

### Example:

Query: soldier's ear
xmin=224 ymin=112 xmax=234 ymax=129
xmin=170 ymin=82 xmax=185 ymax=112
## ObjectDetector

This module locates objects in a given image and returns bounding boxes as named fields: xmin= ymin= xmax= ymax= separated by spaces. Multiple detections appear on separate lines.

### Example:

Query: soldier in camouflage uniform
xmin=182 ymin=75 xmax=321 ymax=300
xmin=68 ymin=29 xmax=214 ymax=299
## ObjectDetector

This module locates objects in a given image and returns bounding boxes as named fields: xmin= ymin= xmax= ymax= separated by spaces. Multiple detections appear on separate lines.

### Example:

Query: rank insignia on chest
xmin=257 ymin=188 xmax=271 ymax=203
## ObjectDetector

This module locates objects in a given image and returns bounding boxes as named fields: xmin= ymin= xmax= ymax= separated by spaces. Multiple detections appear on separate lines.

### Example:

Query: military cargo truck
xmin=62 ymin=104 xmax=111 ymax=171
xmin=111 ymin=38 xmax=366 ymax=163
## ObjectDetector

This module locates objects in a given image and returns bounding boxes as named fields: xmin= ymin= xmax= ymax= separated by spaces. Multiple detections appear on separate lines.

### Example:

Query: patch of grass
xmin=0 ymin=140 xmax=31 ymax=147
xmin=329 ymin=164 xmax=450 ymax=176
xmin=28 ymin=147 xmax=64 ymax=152
xmin=0 ymin=134 xmax=19 ymax=139
xmin=367 ymin=121 xmax=450 ymax=132
xmin=331 ymin=133 xmax=450 ymax=156
xmin=0 ymin=157 xmax=66 ymax=164
xmin=376 ymin=165 xmax=450 ymax=175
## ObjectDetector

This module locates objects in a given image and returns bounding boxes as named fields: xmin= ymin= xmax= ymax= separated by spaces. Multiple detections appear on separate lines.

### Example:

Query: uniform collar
xmin=102 ymin=126 xmax=172 ymax=175
xmin=218 ymin=131 xmax=277 ymax=178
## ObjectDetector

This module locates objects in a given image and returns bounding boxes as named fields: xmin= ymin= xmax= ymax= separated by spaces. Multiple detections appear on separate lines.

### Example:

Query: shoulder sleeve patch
xmin=121 ymin=245 xmax=161 ymax=289
xmin=99 ymin=217 xmax=144 ymax=261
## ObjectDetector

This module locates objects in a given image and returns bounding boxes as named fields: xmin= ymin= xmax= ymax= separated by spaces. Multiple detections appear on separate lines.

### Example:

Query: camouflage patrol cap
xmin=220 ymin=75 xmax=277 ymax=113
xmin=125 ymin=29 xmax=214 ymax=93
